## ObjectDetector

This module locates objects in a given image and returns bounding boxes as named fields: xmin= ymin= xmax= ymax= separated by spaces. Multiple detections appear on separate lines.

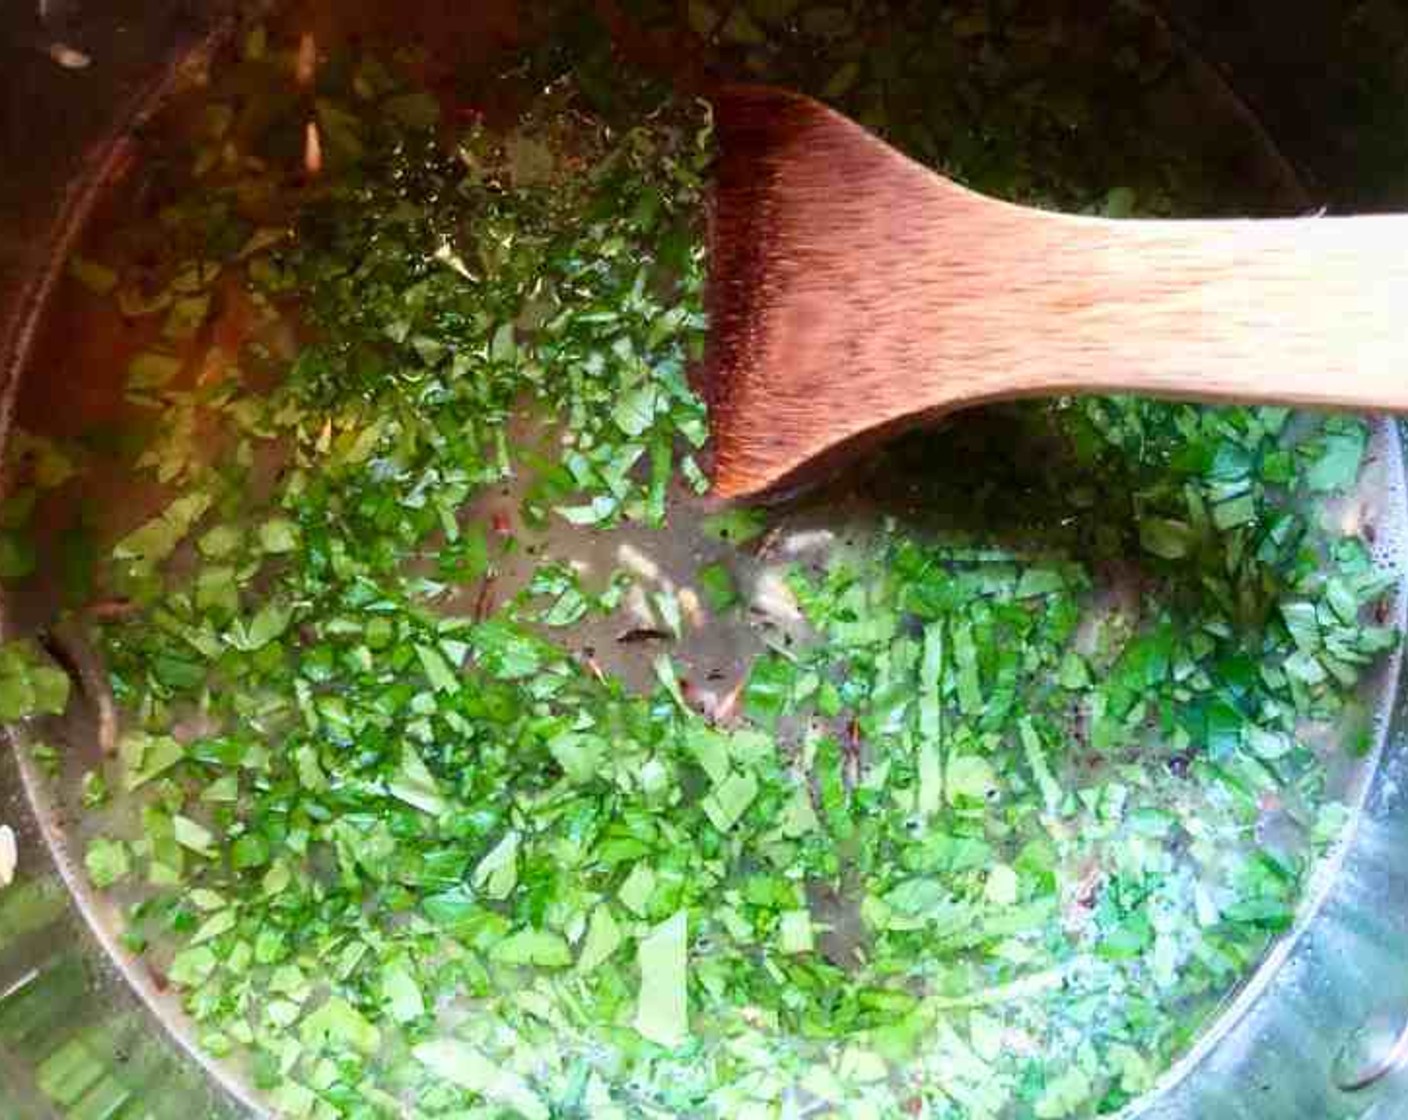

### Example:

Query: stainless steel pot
xmin=4 ymin=3 xmax=1408 ymax=1117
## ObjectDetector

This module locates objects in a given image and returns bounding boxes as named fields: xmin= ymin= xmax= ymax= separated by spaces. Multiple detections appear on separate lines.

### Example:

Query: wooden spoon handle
xmin=702 ymin=85 xmax=1408 ymax=500
xmin=980 ymin=206 xmax=1408 ymax=410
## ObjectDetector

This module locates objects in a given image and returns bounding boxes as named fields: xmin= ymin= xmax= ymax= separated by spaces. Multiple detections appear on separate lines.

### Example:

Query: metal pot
xmin=3 ymin=3 xmax=1408 ymax=1117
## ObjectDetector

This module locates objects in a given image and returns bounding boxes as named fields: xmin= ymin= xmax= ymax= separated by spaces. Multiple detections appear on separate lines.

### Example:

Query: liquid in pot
xmin=1 ymin=5 xmax=1404 ymax=1119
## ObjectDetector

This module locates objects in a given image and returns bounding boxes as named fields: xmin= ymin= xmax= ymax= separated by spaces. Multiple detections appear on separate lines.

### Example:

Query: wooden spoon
xmin=701 ymin=85 xmax=1408 ymax=501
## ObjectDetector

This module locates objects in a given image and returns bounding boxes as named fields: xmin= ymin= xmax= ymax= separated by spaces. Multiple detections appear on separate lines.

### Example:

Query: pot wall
xmin=3 ymin=4 xmax=1408 ymax=1118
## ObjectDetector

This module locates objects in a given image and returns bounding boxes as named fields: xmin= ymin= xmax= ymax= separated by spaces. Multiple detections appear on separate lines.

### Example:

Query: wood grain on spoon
xmin=701 ymin=85 xmax=1408 ymax=501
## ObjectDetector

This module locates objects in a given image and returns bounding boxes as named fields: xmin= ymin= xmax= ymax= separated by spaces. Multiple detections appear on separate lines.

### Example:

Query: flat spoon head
xmin=701 ymin=86 xmax=1408 ymax=502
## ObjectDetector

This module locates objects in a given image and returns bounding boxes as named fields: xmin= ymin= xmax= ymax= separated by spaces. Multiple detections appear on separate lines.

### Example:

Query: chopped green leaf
xmin=68 ymin=257 xmax=118 ymax=294
xmin=696 ymin=562 xmax=738 ymax=611
xmin=634 ymin=909 xmax=689 ymax=1048
xmin=0 ymin=640 xmax=70 ymax=720
xmin=577 ymin=905 xmax=624 ymax=973
xmin=491 ymin=928 xmax=573 ymax=968
xmin=702 ymin=770 xmax=758 ymax=832
xmin=127 ymin=351 xmax=183 ymax=390
xmin=472 ymin=831 xmax=519 ymax=900
xmin=85 ymin=837 xmax=131 ymax=887
xmin=300 ymin=996 xmax=381 ymax=1055
xmin=701 ymin=507 xmax=768 ymax=545
xmin=413 ymin=1039 xmax=548 ymax=1120
xmin=1305 ymin=417 xmax=1367 ymax=493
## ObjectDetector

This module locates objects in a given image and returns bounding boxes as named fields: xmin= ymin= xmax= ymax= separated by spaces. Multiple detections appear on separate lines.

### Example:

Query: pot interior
xmin=2 ymin=4 xmax=1408 ymax=1119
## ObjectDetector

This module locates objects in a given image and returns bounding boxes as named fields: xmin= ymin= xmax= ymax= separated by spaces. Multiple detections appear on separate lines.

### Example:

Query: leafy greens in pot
xmin=0 ymin=12 xmax=1398 ymax=1120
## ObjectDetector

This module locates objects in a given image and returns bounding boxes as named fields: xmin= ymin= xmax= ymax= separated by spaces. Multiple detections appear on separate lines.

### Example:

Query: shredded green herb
xmin=1 ymin=14 xmax=1400 ymax=1120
